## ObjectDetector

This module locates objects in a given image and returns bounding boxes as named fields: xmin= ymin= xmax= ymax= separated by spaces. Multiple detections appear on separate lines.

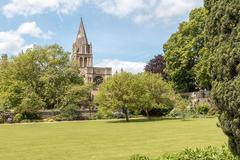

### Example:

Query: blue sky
xmin=0 ymin=0 xmax=203 ymax=73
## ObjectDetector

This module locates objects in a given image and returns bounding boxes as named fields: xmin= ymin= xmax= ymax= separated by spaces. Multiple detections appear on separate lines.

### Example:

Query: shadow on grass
xmin=106 ymin=117 xmax=192 ymax=123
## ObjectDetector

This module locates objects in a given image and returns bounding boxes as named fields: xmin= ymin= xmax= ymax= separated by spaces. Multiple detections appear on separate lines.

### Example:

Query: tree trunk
xmin=123 ymin=108 xmax=129 ymax=122
xmin=89 ymin=106 xmax=92 ymax=120
xmin=145 ymin=109 xmax=150 ymax=120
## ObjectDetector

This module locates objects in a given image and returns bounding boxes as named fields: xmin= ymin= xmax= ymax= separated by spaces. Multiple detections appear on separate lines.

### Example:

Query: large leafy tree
xmin=0 ymin=45 xmax=90 ymax=119
xmin=95 ymin=72 xmax=137 ymax=122
xmin=95 ymin=72 xmax=185 ymax=121
xmin=164 ymin=8 xmax=208 ymax=92
xmin=135 ymin=72 xmax=183 ymax=119
xmin=204 ymin=0 xmax=240 ymax=155
xmin=144 ymin=54 xmax=167 ymax=80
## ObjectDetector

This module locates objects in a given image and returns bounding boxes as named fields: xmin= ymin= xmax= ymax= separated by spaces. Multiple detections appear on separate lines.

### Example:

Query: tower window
xmin=84 ymin=57 xmax=87 ymax=67
xmin=80 ymin=57 xmax=83 ymax=67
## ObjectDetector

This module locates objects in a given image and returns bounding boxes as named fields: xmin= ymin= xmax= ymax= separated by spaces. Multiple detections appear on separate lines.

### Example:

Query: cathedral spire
xmin=76 ymin=17 xmax=88 ymax=44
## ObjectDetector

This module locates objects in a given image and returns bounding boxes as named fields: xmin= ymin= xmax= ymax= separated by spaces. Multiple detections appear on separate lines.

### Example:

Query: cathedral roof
xmin=76 ymin=18 xmax=88 ymax=44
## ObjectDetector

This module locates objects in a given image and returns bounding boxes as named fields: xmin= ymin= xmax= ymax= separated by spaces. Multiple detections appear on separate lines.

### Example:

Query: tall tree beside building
xmin=0 ymin=45 xmax=91 ymax=120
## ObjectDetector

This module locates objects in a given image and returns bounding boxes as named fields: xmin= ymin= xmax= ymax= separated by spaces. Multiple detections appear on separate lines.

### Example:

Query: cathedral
xmin=72 ymin=18 xmax=112 ymax=85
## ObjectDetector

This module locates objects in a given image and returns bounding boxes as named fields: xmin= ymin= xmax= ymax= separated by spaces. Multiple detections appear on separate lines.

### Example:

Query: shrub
xmin=141 ymin=108 xmax=173 ymax=117
xmin=197 ymin=103 xmax=209 ymax=115
xmin=129 ymin=146 xmax=239 ymax=160
xmin=0 ymin=115 xmax=4 ymax=123
xmin=158 ymin=146 xmax=238 ymax=160
xmin=13 ymin=113 xmax=22 ymax=123
xmin=58 ymin=104 xmax=82 ymax=121
xmin=129 ymin=154 xmax=150 ymax=160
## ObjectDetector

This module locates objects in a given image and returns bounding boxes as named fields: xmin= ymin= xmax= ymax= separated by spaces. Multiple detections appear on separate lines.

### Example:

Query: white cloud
xmin=17 ymin=22 xmax=52 ymax=39
xmin=2 ymin=0 xmax=83 ymax=18
xmin=95 ymin=0 xmax=202 ymax=24
xmin=96 ymin=0 xmax=145 ymax=17
xmin=95 ymin=59 xmax=146 ymax=74
xmin=0 ymin=31 xmax=25 ymax=54
xmin=2 ymin=0 xmax=203 ymax=24
xmin=154 ymin=0 xmax=197 ymax=18
xmin=0 ymin=22 xmax=51 ymax=55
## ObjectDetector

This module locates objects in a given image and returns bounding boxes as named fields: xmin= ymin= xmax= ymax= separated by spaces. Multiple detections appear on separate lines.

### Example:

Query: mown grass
xmin=0 ymin=118 xmax=226 ymax=160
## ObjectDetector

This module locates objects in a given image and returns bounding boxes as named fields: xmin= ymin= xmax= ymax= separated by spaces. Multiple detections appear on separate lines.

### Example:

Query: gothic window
xmin=84 ymin=57 xmax=87 ymax=67
xmin=87 ymin=45 xmax=90 ymax=53
xmin=80 ymin=57 xmax=83 ymax=67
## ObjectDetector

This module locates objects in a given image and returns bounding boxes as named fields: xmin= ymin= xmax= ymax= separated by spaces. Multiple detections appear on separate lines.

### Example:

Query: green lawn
xmin=0 ymin=118 xmax=226 ymax=160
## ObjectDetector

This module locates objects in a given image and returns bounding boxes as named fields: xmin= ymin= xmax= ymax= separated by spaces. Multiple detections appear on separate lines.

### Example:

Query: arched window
xmin=80 ymin=57 xmax=83 ymax=67
xmin=84 ymin=57 xmax=87 ymax=67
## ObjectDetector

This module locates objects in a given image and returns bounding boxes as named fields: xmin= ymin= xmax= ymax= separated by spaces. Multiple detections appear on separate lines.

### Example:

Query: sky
xmin=0 ymin=0 xmax=203 ymax=73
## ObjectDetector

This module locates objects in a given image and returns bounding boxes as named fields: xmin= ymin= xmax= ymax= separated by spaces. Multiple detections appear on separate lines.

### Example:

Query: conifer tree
xmin=204 ymin=0 xmax=240 ymax=155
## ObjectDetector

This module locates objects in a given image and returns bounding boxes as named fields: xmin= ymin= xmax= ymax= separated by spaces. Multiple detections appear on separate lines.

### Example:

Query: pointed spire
xmin=76 ymin=17 xmax=88 ymax=44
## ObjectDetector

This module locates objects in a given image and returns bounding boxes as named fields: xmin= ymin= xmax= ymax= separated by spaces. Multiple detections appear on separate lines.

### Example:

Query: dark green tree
xmin=164 ymin=8 xmax=208 ymax=92
xmin=204 ymin=0 xmax=240 ymax=155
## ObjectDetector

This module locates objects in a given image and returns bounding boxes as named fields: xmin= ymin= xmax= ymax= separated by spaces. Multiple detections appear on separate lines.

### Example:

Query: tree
xmin=95 ymin=72 xmax=186 ymax=121
xmin=135 ymin=72 xmax=181 ymax=119
xmin=144 ymin=54 xmax=167 ymax=80
xmin=95 ymin=72 xmax=137 ymax=122
xmin=164 ymin=8 xmax=208 ymax=92
xmin=59 ymin=84 xmax=93 ymax=120
xmin=0 ymin=44 xmax=87 ymax=120
xmin=204 ymin=0 xmax=240 ymax=155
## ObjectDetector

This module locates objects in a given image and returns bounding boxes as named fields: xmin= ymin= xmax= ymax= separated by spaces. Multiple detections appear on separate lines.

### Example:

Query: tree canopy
xmin=134 ymin=72 xmax=180 ymax=119
xmin=95 ymin=72 xmax=185 ymax=121
xmin=0 ymin=44 xmax=91 ymax=120
xmin=203 ymin=0 xmax=240 ymax=155
xmin=164 ymin=8 xmax=208 ymax=92
xmin=144 ymin=54 xmax=167 ymax=80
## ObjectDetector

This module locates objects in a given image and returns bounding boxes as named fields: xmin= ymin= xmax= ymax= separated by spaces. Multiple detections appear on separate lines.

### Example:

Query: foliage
xmin=13 ymin=113 xmax=22 ymax=123
xmin=197 ymin=103 xmax=210 ymax=115
xmin=0 ymin=44 xmax=87 ymax=120
xmin=129 ymin=154 xmax=150 ymax=160
xmin=96 ymin=72 xmax=185 ymax=121
xmin=58 ymin=84 xmax=92 ymax=120
xmin=204 ymin=0 xmax=240 ymax=155
xmin=95 ymin=72 xmax=136 ymax=121
xmin=0 ymin=114 xmax=4 ymax=123
xmin=144 ymin=54 xmax=167 ymax=80
xmin=135 ymin=72 xmax=183 ymax=119
xmin=15 ymin=90 xmax=44 ymax=119
xmin=164 ymin=8 xmax=208 ymax=91
xmin=168 ymin=97 xmax=188 ymax=119
xmin=131 ymin=146 xmax=239 ymax=160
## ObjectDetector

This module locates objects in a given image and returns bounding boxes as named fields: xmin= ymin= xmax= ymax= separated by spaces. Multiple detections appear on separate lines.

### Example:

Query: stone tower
xmin=72 ymin=18 xmax=93 ymax=69
xmin=72 ymin=18 xmax=112 ymax=84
